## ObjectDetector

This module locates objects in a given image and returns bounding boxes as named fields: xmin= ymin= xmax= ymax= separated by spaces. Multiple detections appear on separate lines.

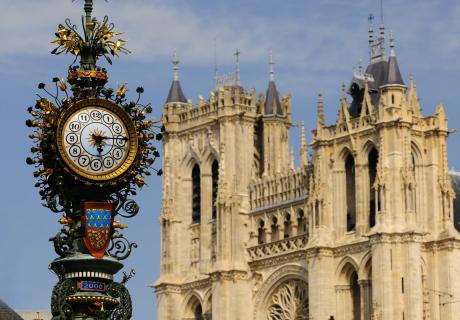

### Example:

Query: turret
xmin=261 ymin=52 xmax=291 ymax=175
xmin=165 ymin=52 xmax=188 ymax=105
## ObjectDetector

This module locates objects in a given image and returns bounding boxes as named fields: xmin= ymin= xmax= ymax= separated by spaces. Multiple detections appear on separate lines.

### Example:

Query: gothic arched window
xmin=192 ymin=164 xmax=201 ymax=224
xmin=345 ymin=153 xmax=356 ymax=232
xmin=284 ymin=214 xmax=292 ymax=238
xmin=258 ymin=220 xmax=266 ymax=244
xmin=271 ymin=217 xmax=279 ymax=241
xmin=297 ymin=209 xmax=307 ymax=235
xmin=368 ymin=148 xmax=378 ymax=228
xmin=212 ymin=160 xmax=219 ymax=220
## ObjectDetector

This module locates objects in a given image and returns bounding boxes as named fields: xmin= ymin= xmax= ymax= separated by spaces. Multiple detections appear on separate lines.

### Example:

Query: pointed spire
xmin=300 ymin=122 xmax=308 ymax=167
xmin=338 ymin=83 xmax=351 ymax=126
xmin=316 ymin=93 xmax=325 ymax=127
xmin=165 ymin=51 xmax=187 ymax=104
xmin=269 ymin=50 xmax=275 ymax=82
xmin=264 ymin=51 xmax=282 ymax=115
xmin=384 ymin=32 xmax=405 ymax=86
xmin=290 ymin=148 xmax=295 ymax=169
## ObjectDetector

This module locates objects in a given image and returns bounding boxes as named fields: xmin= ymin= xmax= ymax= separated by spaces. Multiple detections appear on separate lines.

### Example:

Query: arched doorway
xmin=336 ymin=261 xmax=361 ymax=320
xmin=183 ymin=295 xmax=204 ymax=320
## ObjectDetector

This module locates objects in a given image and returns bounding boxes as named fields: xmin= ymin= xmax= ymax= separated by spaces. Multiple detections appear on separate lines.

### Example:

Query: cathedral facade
xmin=153 ymin=22 xmax=460 ymax=320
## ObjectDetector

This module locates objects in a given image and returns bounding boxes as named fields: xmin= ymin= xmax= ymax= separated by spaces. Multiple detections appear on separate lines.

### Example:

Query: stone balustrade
xmin=249 ymin=168 xmax=308 ymax=210
xmin=247 ymin=234 xmax=309 ymax=261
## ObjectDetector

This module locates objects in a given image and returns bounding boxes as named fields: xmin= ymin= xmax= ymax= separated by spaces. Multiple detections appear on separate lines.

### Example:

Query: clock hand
xmin=100 ymin=136 xmax=128 ymax=142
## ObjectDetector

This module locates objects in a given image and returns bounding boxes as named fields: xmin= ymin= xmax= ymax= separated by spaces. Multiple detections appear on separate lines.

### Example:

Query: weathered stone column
xmin=335 ymin=284 xmax=352 ymax=320
xmin=359 ymin=279 xmax=372 ymax=320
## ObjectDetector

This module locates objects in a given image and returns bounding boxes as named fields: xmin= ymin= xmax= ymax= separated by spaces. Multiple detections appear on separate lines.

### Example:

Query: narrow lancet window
xmin=297 ymin=210 xmax=307 ymax=235
xmin=212 ymin=160 xmax=219 ymax=220
xmin=345 ymin=153 xmax=356 ymax=231
xmin=368 ymin=148 xmax=378 ymax=228
xmin=271 ymin=217 xmax=279 ymax=241
xmin=192 ymin=164 xmax=201 ymax=223
xmin=284 ymin=214 xmax=292 ymax=238
xmin=258 ymin=220 xmax=266 ymax=244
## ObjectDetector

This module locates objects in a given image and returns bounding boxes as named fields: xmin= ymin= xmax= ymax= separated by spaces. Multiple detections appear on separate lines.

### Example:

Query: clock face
xmin=57 ymin=99 xmax=138 ymax=181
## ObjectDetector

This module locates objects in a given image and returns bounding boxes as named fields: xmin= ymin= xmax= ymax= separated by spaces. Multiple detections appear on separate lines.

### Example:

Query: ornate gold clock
xmin=56 ymin=98 xmax=138 ymax=181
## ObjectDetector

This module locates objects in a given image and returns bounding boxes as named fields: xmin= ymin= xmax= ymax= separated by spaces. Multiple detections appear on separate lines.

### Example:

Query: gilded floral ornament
xmin=51 ymin=15 xmax=130 ymax=67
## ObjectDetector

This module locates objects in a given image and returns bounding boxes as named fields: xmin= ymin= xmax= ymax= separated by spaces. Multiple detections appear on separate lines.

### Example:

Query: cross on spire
xmin=269 ymin=51 xmax=275 ymax=82
xmin=389 ymin=30 xmax=395 ymax=56
xmin=368 ymin=13 xmax=374 ymax=25
xmin=172 ymin=50 xmax=180 ymax=81
xmin=234 ymin=48 xmax=241 ymax=85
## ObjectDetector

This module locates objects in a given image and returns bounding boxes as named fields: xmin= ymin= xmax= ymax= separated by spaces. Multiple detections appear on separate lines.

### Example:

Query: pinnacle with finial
xmin=269 ymin=51 xmax=275 ymax=82
xmin=317 ymin=93 xmax=325 ymax=127
xmin=301 ymin=121 xmax=307 ymax=143
xmin=409 ymin=74 xmax=416 ymax=89
xmin=172 ymin=51 xmax=180 ymax=81
xmin=300 ymin=122 xmax=308 ymax=167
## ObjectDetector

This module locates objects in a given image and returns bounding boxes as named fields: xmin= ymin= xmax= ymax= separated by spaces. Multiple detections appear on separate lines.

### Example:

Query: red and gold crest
xmin=82 ymin=202 xmax=113 ymax=259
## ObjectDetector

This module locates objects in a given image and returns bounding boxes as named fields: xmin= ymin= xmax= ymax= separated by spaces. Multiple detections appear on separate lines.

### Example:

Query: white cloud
xmin=0 ymin=0 xmax=459 ymax=74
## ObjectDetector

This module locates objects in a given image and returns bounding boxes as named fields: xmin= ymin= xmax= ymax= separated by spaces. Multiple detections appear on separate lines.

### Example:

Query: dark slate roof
xmin=348 ymin=54 xmax=405 ymax=117
xmin=165 ymin=80 xmax=187 ymax=104
xmin=384 ymin=55 xmax=405 ymax=86
xmin=264 ymin=81 xmax=283 ymax=115
xmin=450 ymin=173 xmax=460 ymax=233
xmin=0 ymin=300 xmax=24 ymax=320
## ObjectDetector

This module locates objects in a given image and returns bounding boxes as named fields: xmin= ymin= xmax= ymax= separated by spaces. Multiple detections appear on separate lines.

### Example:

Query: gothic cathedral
xmin=153 ymin=21 xmax=460 ymax=320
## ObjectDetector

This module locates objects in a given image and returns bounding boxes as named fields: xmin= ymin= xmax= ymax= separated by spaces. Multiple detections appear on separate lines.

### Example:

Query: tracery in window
xmin=267 ymin=279 xmax=309 ymax=320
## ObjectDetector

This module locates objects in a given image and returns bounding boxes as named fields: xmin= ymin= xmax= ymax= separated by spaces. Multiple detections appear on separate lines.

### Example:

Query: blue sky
xmin=1 ymin=0 xmax=459 ymax=319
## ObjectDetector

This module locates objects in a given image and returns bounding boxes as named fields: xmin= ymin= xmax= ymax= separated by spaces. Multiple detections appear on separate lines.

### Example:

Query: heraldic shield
xmin=82 ymin=202 xmax=113 ymax=259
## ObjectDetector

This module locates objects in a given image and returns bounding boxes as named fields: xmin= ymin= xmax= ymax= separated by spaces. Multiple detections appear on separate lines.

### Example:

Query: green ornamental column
xmin=26 ymin=1 xmax=163 ymax=319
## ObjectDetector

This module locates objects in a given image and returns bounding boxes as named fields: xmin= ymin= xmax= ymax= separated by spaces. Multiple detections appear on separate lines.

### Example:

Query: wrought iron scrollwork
xmin=121 ymin=269 xmax=136 ymax=284
xmin=45 ymin=194 xmax=72 ymax=215
xmin=107 ymin=235 xmax=137 ymax=260
xmin=119 ymin=199 xmax=139 ymax=218
xmin=50 ymin=231 xmax=74 ymax=257
xmin=51 ymin=279 xmax=76 ymax=320
xmin=107 ymin=282 xmax=133 ymax=320
xmin=112 ymin=190 xmax=139 ymax=219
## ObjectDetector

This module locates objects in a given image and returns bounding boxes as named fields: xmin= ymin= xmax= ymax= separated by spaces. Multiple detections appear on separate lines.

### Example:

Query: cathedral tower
xmin=155 ymin=54 xmax=294 ymax=320
xmin=155 ymin=19 xmax=460 ymax=320
xmin=308 ymin=21 xmax=459 ymax=320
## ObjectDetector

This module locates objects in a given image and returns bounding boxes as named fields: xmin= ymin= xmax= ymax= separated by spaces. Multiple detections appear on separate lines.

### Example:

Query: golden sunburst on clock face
xmin=56 ymin=99 xmax=138 ymax=181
